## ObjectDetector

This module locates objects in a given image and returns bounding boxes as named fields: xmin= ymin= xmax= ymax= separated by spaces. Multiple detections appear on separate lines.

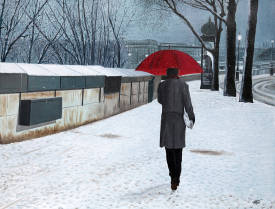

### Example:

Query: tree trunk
xmin=117 ymin=42 xmax=121 ymax=68
xmin=211 ymin=20 xmax=222 ymax=91
xmin=212 ymin=49 xmax=220 ymax=90
xmin=239 ymin=0 xmax=259 ymax=103
xmin=224 ymin=0 xmax=237 ymax=97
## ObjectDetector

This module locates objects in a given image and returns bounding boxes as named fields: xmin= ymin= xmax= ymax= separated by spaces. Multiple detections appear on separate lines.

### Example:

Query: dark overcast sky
xmin=125 ymin=0 xmax=275 ymax=47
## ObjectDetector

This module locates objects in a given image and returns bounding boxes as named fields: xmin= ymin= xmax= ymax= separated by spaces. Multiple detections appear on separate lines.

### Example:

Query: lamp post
xmin=271 ymin=40 xmax=274 ymax=60
xmin=271 ymin=40 xmax=274 ymax=76
xmin=136 ymin=49 xmax=139 ymax=66
xmin=127 ymin=52 xmax=132 ymax=68
xmin=236 ymin=33 xmax=242 ymax=81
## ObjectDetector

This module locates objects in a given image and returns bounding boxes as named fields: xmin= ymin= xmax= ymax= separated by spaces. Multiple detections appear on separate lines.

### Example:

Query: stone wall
xmin=0 ymin=63 xmax=153 ymax=144
xmin=0 ymin=79 xmax=152 ymax=144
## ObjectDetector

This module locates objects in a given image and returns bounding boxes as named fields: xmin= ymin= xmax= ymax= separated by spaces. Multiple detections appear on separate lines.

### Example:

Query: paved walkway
xmin=251 ymin=76 xmax=275 ymax=106
xmin=222 ymin=74 xmax=275 ymax=106
xmin=1 ymin=80 xmax=275 ymax=209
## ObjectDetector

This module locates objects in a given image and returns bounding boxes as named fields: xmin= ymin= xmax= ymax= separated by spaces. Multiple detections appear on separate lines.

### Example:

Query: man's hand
xmin=189 ymin=120 xmax=194 ymax=129
xmin=184 ymin=111 xmax=194 ymax=129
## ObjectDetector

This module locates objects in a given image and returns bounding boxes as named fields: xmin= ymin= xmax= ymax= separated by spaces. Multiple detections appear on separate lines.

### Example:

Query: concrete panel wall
xmin=100 ymin=88 xmax=104 ymax=103
xmin=131 ymin=82 xmax=139 ymax=107
xmin=7 ymin=94 xmax=19 ymax=116
xmin=0 ymin=95 xmax=6 ymax=116
xmin=12 ymin=123 xmax=56 ymax=144
xmin=138 ymin=82 xmax=145 ymax=104
xmin=144 ymin=81 xmax=148 ymax=94
xmin=0 ymin=93 xmax=20 ymax=143
xmin=21 ymin=91 xmax=55 ymax=100
xmin=56 ymin=90 xmax=82 ymax=108
xmin=0 ymin=94 xmax=19 ymax=116
xmin=62 ymin=106 xmax=80 ymax=129
xmin=83 ymin=88 xmax=100 ymax=105
xmin=120 ymin=83 xmax=131 ymax=111
xmin=104 ymin=93 xmax=120 ymax=117
xmin=0 ymin=77 xmax=153 ymax=144
xmin=0 ymin=115 xmax=17 ymax=144
xmin=80 ymin=103 xmax=104 ymax=124
xmin=121 ymin=83 xmax=131 ymax=97
xmin=144 ymin=81 xmax=149 ymax=103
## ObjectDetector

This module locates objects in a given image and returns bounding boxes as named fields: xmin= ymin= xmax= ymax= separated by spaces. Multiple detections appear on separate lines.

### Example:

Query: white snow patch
xmin=0 ymin=63 xmax=152 ymax=77
xmin=0 ymin=62 xmax=26 ymax=74
xmin=38 ymin=64 xmax=82 ymax=76
xmin=0 ymin=80 xmax=275 ymax=209
xmin=16 ymin=63 xmax=58 ymax=76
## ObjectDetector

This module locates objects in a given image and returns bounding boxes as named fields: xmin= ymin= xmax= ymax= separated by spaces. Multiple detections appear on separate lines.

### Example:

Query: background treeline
xmin=0 ymin=0 xmax=134 ymax=67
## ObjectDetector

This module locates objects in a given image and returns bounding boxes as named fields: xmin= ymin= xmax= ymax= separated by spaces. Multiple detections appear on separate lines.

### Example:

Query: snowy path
xmin=1 ymin=80 xmax=275 ymax=209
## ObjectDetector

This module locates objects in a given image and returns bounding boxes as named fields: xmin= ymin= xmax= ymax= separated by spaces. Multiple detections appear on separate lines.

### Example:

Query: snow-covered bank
xmin=0 ymin=80 xmax=275 ymax=209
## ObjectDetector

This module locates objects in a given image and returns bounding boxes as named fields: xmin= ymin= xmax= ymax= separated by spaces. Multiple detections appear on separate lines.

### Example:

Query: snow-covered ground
xmin=1 ymin=80 xmax=275 ymax=209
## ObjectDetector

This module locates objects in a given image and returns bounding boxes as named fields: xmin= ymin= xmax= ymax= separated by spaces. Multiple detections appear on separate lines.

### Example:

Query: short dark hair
xmin=166 ymin=68 xmax=179 ymax=77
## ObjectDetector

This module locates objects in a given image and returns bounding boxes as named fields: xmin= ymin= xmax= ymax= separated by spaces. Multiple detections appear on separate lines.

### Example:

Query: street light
xmin=236 ymin=33 xmax=242 ymax=81
xmin=271 ymin=40 xmax=274 ymax=76
xmin=271 ymin=40 xmax=274 ymax=61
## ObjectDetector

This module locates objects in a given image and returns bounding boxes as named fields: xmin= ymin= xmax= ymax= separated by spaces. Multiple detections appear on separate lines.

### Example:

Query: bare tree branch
xmin=0 ymin=0 xmax=49 ymax=61
xmin=163 ymin=0 xmax=213 ymax=52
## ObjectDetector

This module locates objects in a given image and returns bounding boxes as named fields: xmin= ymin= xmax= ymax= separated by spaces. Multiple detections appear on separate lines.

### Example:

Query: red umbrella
xmin=136 ymin=49 xmax=203 ymax=76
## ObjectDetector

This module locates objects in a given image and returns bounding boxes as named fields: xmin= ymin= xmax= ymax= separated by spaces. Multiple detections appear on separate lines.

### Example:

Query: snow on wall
xmin=0 ymin=62 xmax=152 ymax=77
xmin=0 ymin=62 xmax=26 ymax=74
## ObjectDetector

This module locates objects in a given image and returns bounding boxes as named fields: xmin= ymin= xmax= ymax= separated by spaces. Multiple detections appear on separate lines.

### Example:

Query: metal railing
xmin=252 ymin=61 xmax=274 ymax=76
xmin=219 ymin=61 xmax=274 ymax=76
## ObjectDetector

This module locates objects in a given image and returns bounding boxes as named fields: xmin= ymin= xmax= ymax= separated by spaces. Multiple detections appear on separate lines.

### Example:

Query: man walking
xmin=157 ymin=68 xmax=195 ymax=191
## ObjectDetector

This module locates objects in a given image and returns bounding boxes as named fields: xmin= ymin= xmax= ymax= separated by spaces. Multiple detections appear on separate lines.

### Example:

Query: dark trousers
xmin=165 ymin=148 xmax=183 ymax=183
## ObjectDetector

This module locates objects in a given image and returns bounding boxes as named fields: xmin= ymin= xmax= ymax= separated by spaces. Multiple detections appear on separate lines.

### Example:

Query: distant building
xmin=125 ymin=39 xmax=159 ymax=69
xmin=125 ymin=39 xmax=201 ymax=69
xmin=256 ymin=48 xmax=275 ymax=61
xmin=159 ymin=43 xmax=201 ymax=61
xmin=124 ymin=39 xmax=268 ymax=69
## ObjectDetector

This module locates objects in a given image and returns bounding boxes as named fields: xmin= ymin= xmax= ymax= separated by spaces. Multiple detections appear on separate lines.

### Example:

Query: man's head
xmin=166 ymin=68 xmax=179 ymax=78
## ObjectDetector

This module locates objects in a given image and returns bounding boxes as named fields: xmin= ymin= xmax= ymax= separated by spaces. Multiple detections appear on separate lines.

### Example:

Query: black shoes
xmin=171 ymin=182 xmax=178 ymax=190
xmin=171 ymin=178 xmax=180 ymax=191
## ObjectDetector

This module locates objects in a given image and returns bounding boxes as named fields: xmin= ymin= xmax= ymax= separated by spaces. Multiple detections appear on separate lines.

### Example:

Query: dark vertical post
xmin=239 ymin=0 xmax=259 ymax=103
xmin=271 ymin=40 xmax=274 ymax=76
xmin=130 ymin=82 xmax=132 ymax=105
xmin=236 ymin=35 xmax=241 ymax=81
xmin=200 ymin=45 xmax=204 ymax=89
xmin=81 ymin=89 xmax=84 ymax=106
xmin=224 ymin=0 xmax=237 ymax=97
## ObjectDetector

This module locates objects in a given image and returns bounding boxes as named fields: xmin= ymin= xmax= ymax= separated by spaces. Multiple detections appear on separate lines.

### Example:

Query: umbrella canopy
xmin=136 ymin=49 xmax=203 ymax=76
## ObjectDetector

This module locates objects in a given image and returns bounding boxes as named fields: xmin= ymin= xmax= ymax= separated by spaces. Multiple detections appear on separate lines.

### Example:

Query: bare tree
xmin=44 ymin=0 xmax=114 ymax=66
xmin=97 ymin=4 xmax=113 ymax=66
xmin=0 ymin=0 xmax=49 ymax=62
xmin=106 ymin=0 xmax=136 ymax=68
xmin=137 ymin=0 xmax=227 ymax=91
xmin=223 ymin=0 xmax=237 ymax=97
xmin=37 ymin=0 xmax=135 ymax=67
xmin=239 ymin=0 xmax=259 ymax=103
xmin=180 ymin=0 xmax=226 ymax=91
xmin=43 ymin=0 xmax=90 ymax=65
xmin=21 ymin=0 xmax=58 ymax=63
xmin=26 ymin=0 xmax=40 ymax=63
xmin=174 ymin=0 xmax=240 ymax=96
xmin=0 ymin=0 xmax=136 ymax=67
